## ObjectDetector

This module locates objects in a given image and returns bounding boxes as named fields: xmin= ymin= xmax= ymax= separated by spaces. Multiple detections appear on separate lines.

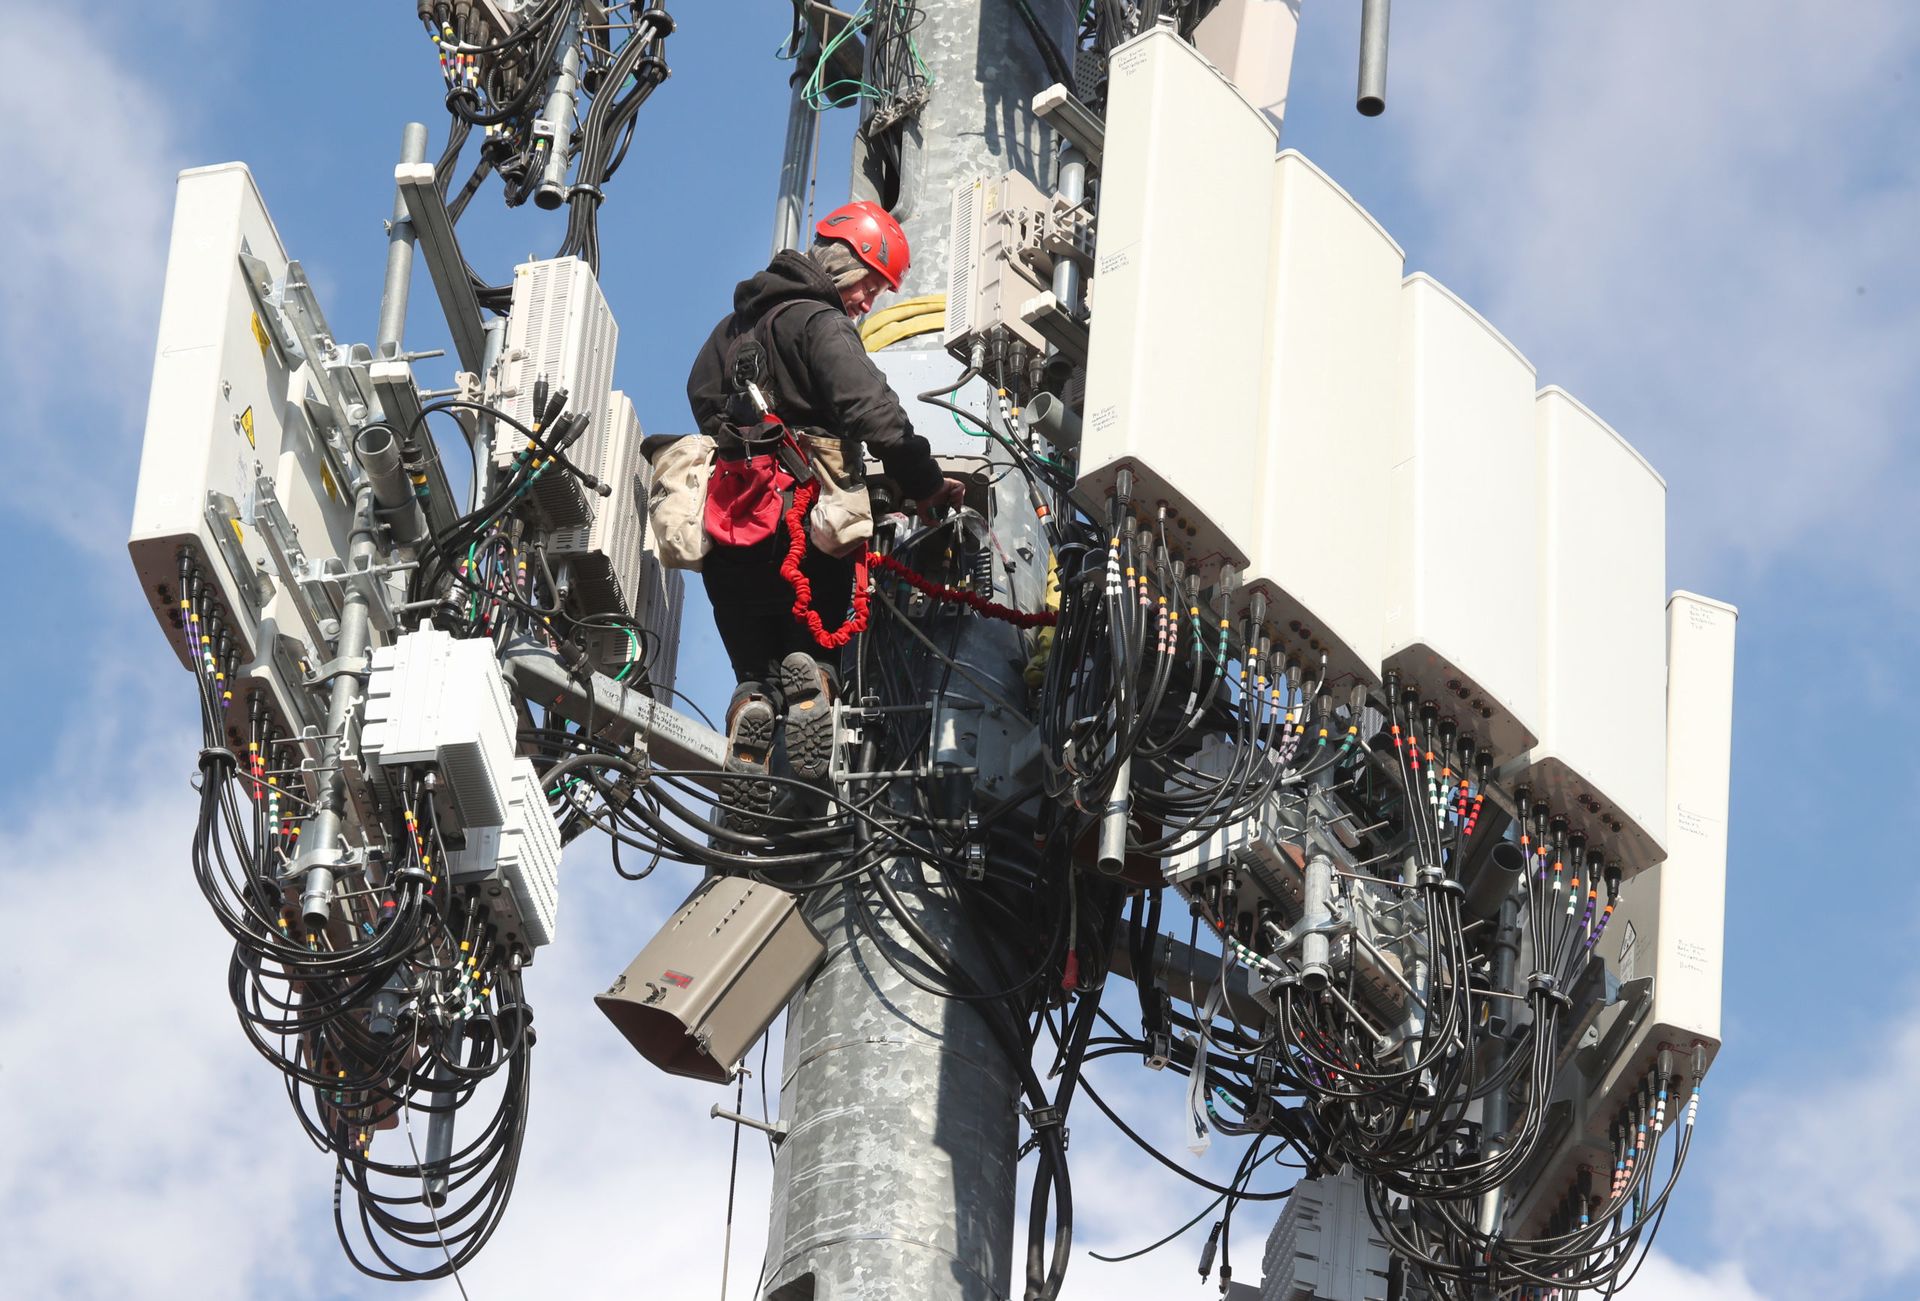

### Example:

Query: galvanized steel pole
xmin=759 ymin=8 xmax=1075 ymax=1297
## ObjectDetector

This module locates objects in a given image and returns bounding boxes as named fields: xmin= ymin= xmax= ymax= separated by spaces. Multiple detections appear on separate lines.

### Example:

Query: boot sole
xmin=779 ymin=655 xmax=834 ymax=783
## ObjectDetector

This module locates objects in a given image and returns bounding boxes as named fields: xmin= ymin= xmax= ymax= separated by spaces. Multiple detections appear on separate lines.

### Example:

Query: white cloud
xmin=0 ymin=10 xmax=185 ymax=557
xmin=1699 ymin=989 xmax=1920 ymax=1300
xmin=1631 ymin=1252 xmax=1772 ymax=1301
xmin=0 ymin=735 xmax=320 ymax=1300
xmin=1370 ymin=3 xmax=1920 ymax=593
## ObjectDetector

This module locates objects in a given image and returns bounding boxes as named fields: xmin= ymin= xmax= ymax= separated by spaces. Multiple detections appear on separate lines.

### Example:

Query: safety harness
xmin=707 ymin=299 xmax=1057 ymax=651
xmin=706 ymin=298 xmax=871 ymax=648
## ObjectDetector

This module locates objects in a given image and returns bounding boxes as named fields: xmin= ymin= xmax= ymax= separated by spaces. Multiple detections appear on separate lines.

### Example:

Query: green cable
xmin=951 ymin=407 xmax=990 ymax=438
xmin=612 ymin=627 xmax=641 ymax=682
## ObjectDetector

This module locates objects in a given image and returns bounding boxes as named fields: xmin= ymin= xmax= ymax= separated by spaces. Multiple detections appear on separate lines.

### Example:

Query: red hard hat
xmin=816 ymin=200 xmax=910 ymax=291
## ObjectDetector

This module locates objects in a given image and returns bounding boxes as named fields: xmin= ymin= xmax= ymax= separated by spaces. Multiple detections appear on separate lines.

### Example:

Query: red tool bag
xmin=703 ymin=443 xmax=794 ymax=548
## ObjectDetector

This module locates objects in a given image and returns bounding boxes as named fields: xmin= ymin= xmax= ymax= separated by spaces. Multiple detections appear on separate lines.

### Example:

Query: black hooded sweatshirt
xmin=685 ymin=249 xmax=946 ymax=504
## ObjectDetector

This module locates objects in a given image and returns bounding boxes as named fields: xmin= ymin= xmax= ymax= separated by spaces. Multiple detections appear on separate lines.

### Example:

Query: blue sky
xmin=2 ymin=4 xmax=1917 ymax=1299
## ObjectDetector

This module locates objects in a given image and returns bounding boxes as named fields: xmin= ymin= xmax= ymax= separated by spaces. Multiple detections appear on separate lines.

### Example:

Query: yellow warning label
xmin=229 ymin=517 xmax=246 ymax=546
xmin=250 ymin=312 xmax=270 ymax=356
xmin=239 ymin=406 xmax=256 ymax=447
xmin=320 ymin=460 xmax=340 ymax=504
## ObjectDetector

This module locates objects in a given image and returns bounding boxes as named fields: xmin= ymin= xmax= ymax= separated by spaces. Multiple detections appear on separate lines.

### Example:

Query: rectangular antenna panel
xmin=1193 ymin=0 xmax=1302 ymax=132
xmin=1591 ymin=589 xmax=1734 ymax=1066
xmin=496 ymin=257 xmax=618 ymax=528
xmin=128 ymin=163 xmax=357 ymax=750
xmin=1381 ymin=274 xmax=1541 ymax=761
xmin=645 ymin=567 xmax=684 ymax=703
xmin=1078 ymin=27 xmax=1277 ymax=581
xmin=1245 ymin=151 xmax=1400 ymax=685
xmin=1528 ymin=387 xmax=1668 ymax=875
xmin=1510 ymin=591 xmax=1733 ymax=1235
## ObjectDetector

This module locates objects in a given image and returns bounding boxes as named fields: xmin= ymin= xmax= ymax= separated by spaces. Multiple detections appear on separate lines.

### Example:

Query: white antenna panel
xmin=1382 ymin=274 xmax=1542 ymax=762
xmin=1528 ymin=387 xmax=1668 ymax=875
xmin=1245 ymin=151 xmax=1401 ymax=686
xmin=128 ymin=163 xmax=358 ymax=746
xmin=1078 ymin=27 xmax=1277 ymax=580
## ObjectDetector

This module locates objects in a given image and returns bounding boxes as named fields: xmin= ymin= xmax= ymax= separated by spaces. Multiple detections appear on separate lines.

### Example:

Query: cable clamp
xmin=197 ymin=745 xmax=239 ymax=772
xmin=568 ymin=182 xmax=605 ymax=206
xmin=1526 ymin=972 xmax=1573 ymax=1011
xmin=1018 ymin=1105 xmax=1068 ymax=1157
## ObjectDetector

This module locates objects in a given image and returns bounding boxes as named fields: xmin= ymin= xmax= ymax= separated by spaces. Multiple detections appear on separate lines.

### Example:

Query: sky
xmin=1 ymin=2 xmax=1916 ymax=1299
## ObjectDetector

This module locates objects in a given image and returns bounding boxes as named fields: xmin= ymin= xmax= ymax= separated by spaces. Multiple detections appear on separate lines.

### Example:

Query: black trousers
xmin=702 ymin=532 xmax=855 ymax=687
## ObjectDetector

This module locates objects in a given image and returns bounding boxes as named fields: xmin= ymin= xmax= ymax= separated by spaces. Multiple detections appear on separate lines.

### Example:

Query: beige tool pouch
xmin=646 ymin=433 xmax=717 ymax=571
xmin=802 ymin=432 xmax=873 ymax=558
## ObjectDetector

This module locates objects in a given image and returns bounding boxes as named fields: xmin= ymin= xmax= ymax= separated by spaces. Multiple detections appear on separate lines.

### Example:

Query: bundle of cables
xmin=418 ymin=1 xmax=675 ymax=307
xmin=176 ymin=549 xmax=536 ymax=1281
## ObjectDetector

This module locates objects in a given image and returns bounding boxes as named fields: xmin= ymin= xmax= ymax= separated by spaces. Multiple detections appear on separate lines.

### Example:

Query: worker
xmin=686 ymin=200 xmax=965 ymax=823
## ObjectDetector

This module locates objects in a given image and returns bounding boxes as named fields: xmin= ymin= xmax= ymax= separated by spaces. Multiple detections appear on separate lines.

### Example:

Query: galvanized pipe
xmin=1475 ymin=890 xmax=1525 ymax=1245
xmin=853 ymin=0 xmax=1077 ymax=304
xmin=1050 ymin=144 xmax=1086 ymax=317
xmin=376 ymin=123 xmax=431 ymax=358
xmin=1357 ymin=0 xmax=1391 ymax=116
xmin=534 ymin=15 xmax=583 ymax=209
xmin=772 ymin=26 xmax=822 ymax=255
xmin=1097 ymin=754 xmax=1132 ymax=875
xmin=1301 ymin=853 xmax=1334 ymax=987
xmin=1463 ymin=838 xmax=1528 ymax=922
xmin=296 ymin=484 xmax=381 ymax=927
xmin=355 ymin=424 xmax=428 ymax=546
xmin=762 ymin=865 xmax=1019 ymax=1301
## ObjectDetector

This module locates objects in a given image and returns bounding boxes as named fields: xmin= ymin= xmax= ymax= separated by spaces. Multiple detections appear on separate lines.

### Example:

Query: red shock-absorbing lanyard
xmin=779 ymin=480 xmax=1059 ymax=652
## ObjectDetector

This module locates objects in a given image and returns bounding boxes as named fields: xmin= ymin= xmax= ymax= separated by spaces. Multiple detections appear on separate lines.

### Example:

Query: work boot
xmin=778 ymin=652 xmax=836 ymax=785
xmin=718 ymin=684 xmax=779 ymax=834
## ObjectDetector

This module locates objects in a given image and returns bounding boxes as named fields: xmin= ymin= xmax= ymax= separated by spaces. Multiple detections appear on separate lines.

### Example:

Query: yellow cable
xmin=863 ymin=312 xmax=945 ymax=352
xmin=860 ymin=294 xmax=946 ymax=350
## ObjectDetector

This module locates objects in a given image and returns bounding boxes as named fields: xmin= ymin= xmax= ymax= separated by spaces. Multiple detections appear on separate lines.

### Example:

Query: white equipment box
xmin=1246 ymin=151 xmax=1400 ymax=686
xmin=363 ymin=629 xmax=519 ymax=833
xmin=549 ymin=392 xmax=651 ymax=618
xmin=496 ymin=256 xmax=618 ymax=528
xmin=365 ymin=629 xmax=563 ymax=951
xmin=1528 ymin=388 xmax=1669 ymax=876
xmin=1381 ymin=274 xmax=1542 ymax=762
xmin=449 ymin=757 xmax=563 ymax=951
xmin=1079 ymin=26 xmax=1277 ymax=581
xmin=944 ymin=170 xmax=1056 ymax=360
xmin=128 ymin=163 xmax=359 ymax=747
xmin=548 ymin=392 xmax=684 ymax=699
